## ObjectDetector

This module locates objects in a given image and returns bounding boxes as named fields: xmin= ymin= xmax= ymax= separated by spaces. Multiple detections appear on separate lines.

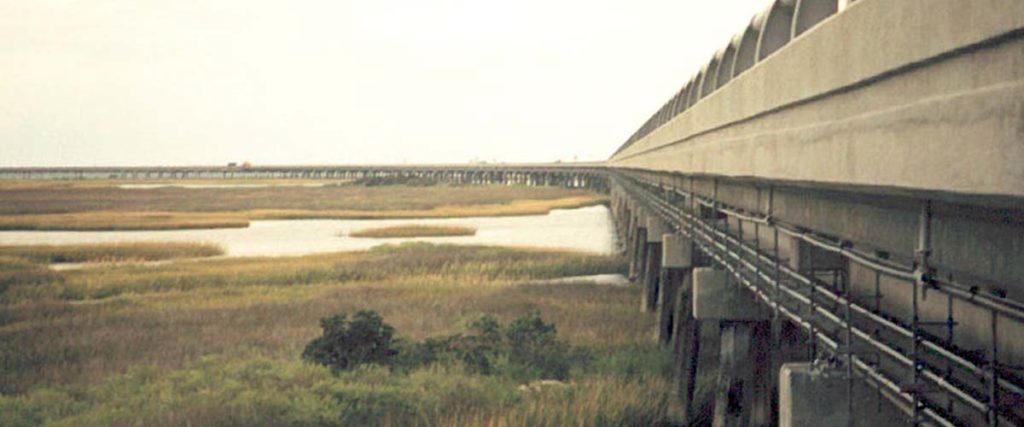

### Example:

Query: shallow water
xmin=0 ymin=206 xmax=618 ymax=257
xmin=528 ymin=274 xmax=629 ymax=286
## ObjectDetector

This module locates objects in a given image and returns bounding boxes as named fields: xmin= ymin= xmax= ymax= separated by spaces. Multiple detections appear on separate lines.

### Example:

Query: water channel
xmin=0 ymin=205 xmax=618 ymax=258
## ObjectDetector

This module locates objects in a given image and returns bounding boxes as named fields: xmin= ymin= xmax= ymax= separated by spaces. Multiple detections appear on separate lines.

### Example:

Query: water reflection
xmin=0 ymin=206 xmax=617 ymax=257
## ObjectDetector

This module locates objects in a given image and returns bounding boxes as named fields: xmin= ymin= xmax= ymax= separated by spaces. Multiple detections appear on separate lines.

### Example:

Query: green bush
xmin=504 ymin=311 xmax=573 ymax=380
xmin=392 ymin=311 xmax=586 ymax=382
xmin=302 ymin=311 xmax=399 ymax=372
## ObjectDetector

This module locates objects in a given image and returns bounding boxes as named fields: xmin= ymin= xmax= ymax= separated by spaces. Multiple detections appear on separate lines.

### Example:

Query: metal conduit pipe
xmin=652 ymin=177 xmax=1024 ymax=322
xmin=625 ymin=180 xmax=944 ymax=423
xmin=614 ymin=173 xmax=1022 ymax=425
xmin=633 ymin=175 xmax=1024 ymax=401
xmin=632 ymin=174 xmax=1024 ymax=424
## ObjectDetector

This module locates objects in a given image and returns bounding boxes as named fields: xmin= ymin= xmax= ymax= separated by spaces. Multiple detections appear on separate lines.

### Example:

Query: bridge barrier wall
xmin=611 ymin=0 xmax=1024 ymax=197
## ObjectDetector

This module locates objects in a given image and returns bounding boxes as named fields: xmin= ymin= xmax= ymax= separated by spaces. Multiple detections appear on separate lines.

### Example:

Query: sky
xmin=0 ymin=0 xmax=773 ymax=167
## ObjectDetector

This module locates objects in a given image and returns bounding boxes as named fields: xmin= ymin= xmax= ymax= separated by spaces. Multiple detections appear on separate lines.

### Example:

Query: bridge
xmin=2 ymin=0 xmax=1022 ymax=425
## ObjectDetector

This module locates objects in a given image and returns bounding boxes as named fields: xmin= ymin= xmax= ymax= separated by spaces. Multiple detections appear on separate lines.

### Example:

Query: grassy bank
xmin=0 ymin=182 xmax=606 ymax=230
xmin=0 ymin=243 xmax=684 ymax=425
xmin=349 ymin=224 xmax=476 ymax=238
xmin=0 ymin=356 xmax=673 ymax=427
xmin=0 ymin=211 xmax=251 ymax=231
xmin=0 ymin=178 xmax=351 ymax=190
xmin=0 ymin=181 xmax=600 ymax=215
xmin=0 ymin=242 xmax=224 ymax=263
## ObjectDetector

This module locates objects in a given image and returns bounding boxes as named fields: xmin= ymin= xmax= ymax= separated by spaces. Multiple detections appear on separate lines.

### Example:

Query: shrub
xmin=305 ymin=309 xmax=585 ymax=382
xmin=393 ymin=312 xmax=584 ymax=381
xmin=302 ymin=311 xmax=399 ymax=372
xmin=503 ymin=311 xmax=574 ymax=381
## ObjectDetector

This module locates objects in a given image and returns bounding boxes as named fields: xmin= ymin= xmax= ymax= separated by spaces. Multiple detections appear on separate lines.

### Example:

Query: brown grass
xmin=0 ymin=182 xmax=599 ymax=215
xmin=349 ymin=224 xmax=476 ymax=238
xmin=0 ymin=178 xmax=351 ymax=189
xmin=0 ymin=244 xmax=631 ymax=392
xmin=0 ymin=211 xmax=250 ymax=231
xmin=0 ymin=242 xmax=224 ymax=263
xmin=0 ymin=183 xmax=606 ymax=230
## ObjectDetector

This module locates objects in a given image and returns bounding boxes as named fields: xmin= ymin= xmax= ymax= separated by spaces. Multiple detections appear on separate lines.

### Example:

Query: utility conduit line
xmin=612 ymin=172 xmax=1022 ymax=425
xmin=657 ymin=177 xmax=1024 ymax=319
xmin=630 ymin=177 xmax=964 ymax=422
xmin=634 ymin=175 xmax=1024 ymax=403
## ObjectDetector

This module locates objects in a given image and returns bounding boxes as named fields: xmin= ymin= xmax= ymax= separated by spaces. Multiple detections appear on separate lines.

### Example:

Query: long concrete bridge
xmin=2 ymin=0 xmax=1022 ymax=425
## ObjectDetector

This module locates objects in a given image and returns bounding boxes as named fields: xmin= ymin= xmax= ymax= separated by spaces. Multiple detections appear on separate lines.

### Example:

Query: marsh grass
xmin=0 ymin=212 xmax=251 ymax=231
xmin=0 ymin=244 xmax=629 ymax=388
xmin=0 ymin=178 xmax=351 ymax=190
xmin=349 ymin=224 xmax=476 ymax=238
xmin=0 ymin=181 xmax=605 ymax=230
xmin=0 ymin=243 xmax=687 ymax=426
xmin=0 ymin=194 xmax=606 ymax=231
xmin=0 ymin=357 xmax=673 ymax=427
xmin=0 ymin=242 xmax=224 ymax=263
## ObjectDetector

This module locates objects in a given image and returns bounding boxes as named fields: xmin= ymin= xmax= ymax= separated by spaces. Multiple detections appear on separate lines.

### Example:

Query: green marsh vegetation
xmin=0 ymin=243 xmax=680 ymax=426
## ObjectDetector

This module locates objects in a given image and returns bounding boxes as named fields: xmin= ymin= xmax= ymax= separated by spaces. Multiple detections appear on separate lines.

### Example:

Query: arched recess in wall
xmin=689 ymin=70 xmax=706 ymax=107
xmin=699 ymin=58 xmax=718 ymax=100
xmin=733 ymin=17 xmax=762 ymax=77
xmin=756 ymin=0 xmax=796 ymax=61
xmin=684 ymin=76 xmax=698 ymax=109
xmin=716 ymin=39 xmax=738 ymax=89
xmin=670 ymin=86 xmax=688 ymax=116
xmin=656 ymin=100 xmax=670 ymax=127
xmin=793 ymin=0 xmax=837 ymax=37
xmin=666 ymin=93 xmax=678 ymax=119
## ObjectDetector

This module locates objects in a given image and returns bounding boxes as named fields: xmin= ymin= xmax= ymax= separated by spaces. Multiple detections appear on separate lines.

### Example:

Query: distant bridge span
xmin=3 ymin=0 xmax=1023 ymax=425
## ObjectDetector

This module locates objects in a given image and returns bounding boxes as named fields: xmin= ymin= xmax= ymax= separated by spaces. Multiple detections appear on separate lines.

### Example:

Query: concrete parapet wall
xmin=610 ymin=0 xmax=1024 ymax=197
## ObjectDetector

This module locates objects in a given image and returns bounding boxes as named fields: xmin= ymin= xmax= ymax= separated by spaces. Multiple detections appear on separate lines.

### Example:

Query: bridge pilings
xmin=658 ymin=233 xmax=692 ymax=344
xmin=641 ymin=217 xmax=670 ymax=312
xmin=693 ymin=267 xmax=773 ymax=427
xmin=627 ymin=211 xmax=647 ymax=282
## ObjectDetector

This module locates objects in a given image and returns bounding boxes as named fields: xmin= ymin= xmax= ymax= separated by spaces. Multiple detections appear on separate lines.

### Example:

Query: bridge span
xmin=2 ymin=0 xmax=1022 ymax=425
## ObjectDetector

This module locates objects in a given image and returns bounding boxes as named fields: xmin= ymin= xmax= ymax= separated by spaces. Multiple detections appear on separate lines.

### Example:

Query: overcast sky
xmin=0 ymin=0 xmax=772 ymax=167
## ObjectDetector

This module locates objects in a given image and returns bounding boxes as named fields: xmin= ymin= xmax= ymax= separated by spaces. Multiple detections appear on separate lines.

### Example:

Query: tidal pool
xmin=0 ymin=205 xmax=618 ymax=257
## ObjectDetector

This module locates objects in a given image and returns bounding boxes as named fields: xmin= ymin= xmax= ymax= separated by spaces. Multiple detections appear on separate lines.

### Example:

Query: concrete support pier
xmin=641 ymin=217 xmax=669 ymax=312
xmin=628 ymin=212 xmax=647 ymax=282
xmin=778 ymin=363 xmax=852 ymax=427
xmin=658 ymin=233 xmax=693 ymax=344
xmin=693 ymin=267 xmax=772 ymax=427
xmin=779 ymin=362 xmax=907 ymax=427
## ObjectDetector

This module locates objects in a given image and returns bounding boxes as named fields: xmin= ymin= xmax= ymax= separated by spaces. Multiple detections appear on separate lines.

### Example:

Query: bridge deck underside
xmin=611 ymin=170 xmax=1024 ymax=426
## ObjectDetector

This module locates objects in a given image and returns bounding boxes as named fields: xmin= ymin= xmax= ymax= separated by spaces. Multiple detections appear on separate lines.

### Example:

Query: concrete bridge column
xmin=659 ymin=234 xmax=693 ymax=344
xmin=628 ymin=211 xmax=647 ymax=282
xmin=642 ymin=217 xmax=670 ymax=312
xmin=664 ymin=238 xmax=712 ymax=426
xmin=613 ymin=197 xmax=630 ymax=255
xmin=778 ymin=361 xmax=903 ymax=427
xmin=694 ymin=267 xmax=772 ymax=427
